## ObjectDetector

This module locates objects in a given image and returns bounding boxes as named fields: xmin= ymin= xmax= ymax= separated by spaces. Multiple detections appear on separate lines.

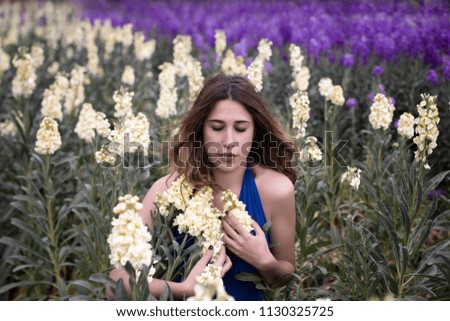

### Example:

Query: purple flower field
xmin=73 ymin=0 xmax=450 ymax=68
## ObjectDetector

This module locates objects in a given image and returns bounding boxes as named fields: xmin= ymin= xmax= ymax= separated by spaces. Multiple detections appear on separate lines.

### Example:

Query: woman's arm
xmin=108 ymin=246 xmax=231 ymax=300
xmin=222 ymin=177 xmax=296 ymax=287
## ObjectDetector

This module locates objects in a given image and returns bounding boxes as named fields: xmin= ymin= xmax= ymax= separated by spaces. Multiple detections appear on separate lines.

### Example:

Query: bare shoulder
xmin=253 ymin=165 xmax=295 ymax=198
xmin=151 ymin=170 xmax=181 ymax=192
xmin=253 ymin=165 xmax=295 ymax=222
xmin=140 ymin=170 xmax=181 ymax=227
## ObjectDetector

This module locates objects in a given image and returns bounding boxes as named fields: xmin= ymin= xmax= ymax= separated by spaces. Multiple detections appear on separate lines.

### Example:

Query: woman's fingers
xmin=251 ymin=220 xmax=264 ymax=237
xmin=221 ymin=255 xmax=232 ymax=276
xmin=227 ymin=212 xmax=248 ymax=235
xmin=222 ymin=217 xmax=239 ymax=239
xmin=213 ymin=245 xmax=226 ymax=266
xmin=198 ymin=246 xmax=215 ymax=266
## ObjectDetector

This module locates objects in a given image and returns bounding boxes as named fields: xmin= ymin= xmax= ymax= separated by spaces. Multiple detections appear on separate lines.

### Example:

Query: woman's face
xmin=203 ymin=99 xmax=255 ymax=171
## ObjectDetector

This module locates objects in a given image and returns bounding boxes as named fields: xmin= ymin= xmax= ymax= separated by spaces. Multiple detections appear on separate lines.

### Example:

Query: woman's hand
xmin=222 ymin=212 xmax=275 ymax=270
xmin=181 ymin=245 xmax=232 ymax=297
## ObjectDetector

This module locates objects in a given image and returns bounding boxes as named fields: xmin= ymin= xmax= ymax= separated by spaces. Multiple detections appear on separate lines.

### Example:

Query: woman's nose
xmin=223 ymin=128 xmax=236 ymax=148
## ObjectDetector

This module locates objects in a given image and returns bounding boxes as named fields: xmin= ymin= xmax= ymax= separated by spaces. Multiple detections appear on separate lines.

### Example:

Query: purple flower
xmin=394 ymin=119 xmax=399 ymax=128
xmin=328 ymin=53 xmax=336 ymax=64
xmin=73 ymin=0 xmax=450 ymax=69
xmin=442 ymin=57 xmax=450 ymax=80
xmin=265 ymin=61 xmax=272 ymax=74
xmin=340 ymin=53 xmax=355 ymax=68
xmin=373 ymin=66 xmax=384 ymax=76
xmin=426 ymin=69 xmax=438 ymax=86
xmin=427 ymin=188 xmax=444 ymax=200
xmin=233 ymin=40 xmax=248 ymax=57
xmin=345 ymin=98 xmax=358 ymax=109
xmin=378 ymin=84 xmax=385 ymax=94
xmin=201 ymin=54 xmax=210 ymax=70
xmin=390 ymin=97 xmax=396 ymax=106
xmin=367 ymin=93 xmax=374 ymax=104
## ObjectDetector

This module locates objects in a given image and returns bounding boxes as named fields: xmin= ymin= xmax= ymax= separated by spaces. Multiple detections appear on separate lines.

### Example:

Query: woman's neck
xmin=211 ymin=163 xmax=247 ymax=193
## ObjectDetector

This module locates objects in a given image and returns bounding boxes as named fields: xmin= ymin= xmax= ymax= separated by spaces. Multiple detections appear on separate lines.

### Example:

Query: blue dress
xmin=172 ymin=162 xmax=269 ymax=300
xmin=222 ymin=161 xmax=270 ymax=301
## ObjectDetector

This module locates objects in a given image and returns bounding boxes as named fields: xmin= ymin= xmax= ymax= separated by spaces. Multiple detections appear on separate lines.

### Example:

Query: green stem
xmin=44 ymin=155 xmax=60 ymax=294
xmin=376 ymin=131 xmax=382 ymax=201
xmin=165 ymin=233 xmax=189 ymax=281
xmin=350 ymin=106 xmax=356 ymax=161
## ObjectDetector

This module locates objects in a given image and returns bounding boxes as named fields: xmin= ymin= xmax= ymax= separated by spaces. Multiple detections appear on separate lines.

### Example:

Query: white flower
xmin=41 ymin=88 xmax=63 ymax=121
xmin=330 ymin=85 xmax=345 ymax=106
xmin=292 ymin=67 xmax=310 ymax=92
xmin=95 ymin=111 xmax=149 ymax=164
xmin=34 ymin=117 xmax=62 ymax=155
xmin=187 ymin=59 xmax=204 ymax=102
xmin=155 ymin=174 xmax=194 ymax=214
xmin=0 ymin=119 xmax=17 ymax=137
xmin=113 ymin=88 xmax=134 ymax=119
xmin=84 ymin=22 xmax=102 ymax=77
xmin=114 ymin=24 xmax=134 ymax=49
xmin=221 ymin=49 xmax=246 ymax=76
xmin=246 ymin=58 xmax=264 ymax=91
xmin=156 ymin=62 xmax=178 ymax=119
xmin=47 ymin=62 xmax=59 ymax=75
xmin=40 ymin=73 xmax=69 ymax=121
xmin=397 ymin=112 xmax=415 ymax=139
xmin=257 ymin=39 xmax=272 ymax=62
xmin=290 ymin=91 xmax=310 ymax=139
xmin=0 ymin=46 xmax=11 ymax=75
xmin=134 ymin=32 xmax=156 ymax=61
xmin=318 ymin=77 xmax=333 ymax=99
xmin=12 ymin=48 xmax=37 ymax=99
xmin=341 ymin=166 xmax=362 ymax=190
xmin=30 ymin=44 xmax=45 ymax=69
xmin=75 ymin=103 xmax=111 ymax=143
xmin=64 ymin=65 xmax=86 ymax=114
xmin=121 ymin=65 xmax=135 ymax=86
xmin=173 ymin=35 xmax=193 ymax=77
xmin=221 ymin=190 xmax=254 ymax=234
xmin=214 ymin=30 xmax=226 ymax=61
xmin=187 ymin=264 xmax=234 ymax=301
xmin=173 ymin=186 xmax=225 ymax=258
xmin=98 ymin=19 xmax=115 ymax=60
xmin=290 ymin=44 xmax=310 ymax=91
xmin=413 ymin=93 xmax=439 ymax=168
xmin=107 ymin=194 xmax=156 ymax=283
xmin=246 ymin=39 xmax=272 ymax=92
xmin=369 ymin=93 xmax=395 ymax=130
xmin=299 ymin=136 xmax=322 ymax=162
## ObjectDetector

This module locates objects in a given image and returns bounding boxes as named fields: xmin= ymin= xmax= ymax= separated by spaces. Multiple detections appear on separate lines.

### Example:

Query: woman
xmin=110 ymin=73 xmax=298 ymax=300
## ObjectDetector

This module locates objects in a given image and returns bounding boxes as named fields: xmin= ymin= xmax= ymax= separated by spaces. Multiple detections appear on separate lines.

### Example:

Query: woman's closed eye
xmin=211 ymin=127 xmax=247 ymax=133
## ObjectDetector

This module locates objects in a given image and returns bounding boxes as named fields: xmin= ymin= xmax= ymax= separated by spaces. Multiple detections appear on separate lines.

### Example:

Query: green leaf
xmin=423 ymin=170 xmax=450 ymax=198
xmin=0 ymin=280 xmax=52 ymax=295
xmin=234 ymin=272 xmax=263 ymax=283
xmin=262 ymin=220 xmax=272 ymax=233
xmin=376 ymin=202 xmax=400 ymax=264
xmin=0 ymin=236 xmax=50 ymax=263
xmin=89 ymin=273 xmax=116 ymax=288
xmin=70 ymin=280 xmax=98 ymax=294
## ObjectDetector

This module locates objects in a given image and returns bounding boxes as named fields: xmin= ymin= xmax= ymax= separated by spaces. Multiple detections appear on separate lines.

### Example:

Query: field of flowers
xmin=0 ymin=0 xmax=449 ymax=300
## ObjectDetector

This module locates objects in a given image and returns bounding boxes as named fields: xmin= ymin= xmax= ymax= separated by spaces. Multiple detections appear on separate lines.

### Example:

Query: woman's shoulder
xmin=140 ymin=169 xmax=181 ymax=226
xmin=253 ymin=164 xmax=295 ymax=198
xmin=150 ymin=169 xmax=181 ymax=193
xmin=253 ymin=164 xmax=296 ymax=223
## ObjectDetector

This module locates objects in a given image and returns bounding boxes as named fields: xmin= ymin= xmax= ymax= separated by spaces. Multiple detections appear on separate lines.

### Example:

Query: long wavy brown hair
xmin=168 ymin=73 xmax=298 ymax=190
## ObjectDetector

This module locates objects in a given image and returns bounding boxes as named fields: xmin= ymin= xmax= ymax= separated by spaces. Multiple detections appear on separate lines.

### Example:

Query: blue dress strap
xmin=222 ymin=161 xmax=270 ymax=300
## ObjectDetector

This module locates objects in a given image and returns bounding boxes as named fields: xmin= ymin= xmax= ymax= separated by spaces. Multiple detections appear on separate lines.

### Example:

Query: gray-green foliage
xmin=0 ymin=1 xmax=449 ymax=301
